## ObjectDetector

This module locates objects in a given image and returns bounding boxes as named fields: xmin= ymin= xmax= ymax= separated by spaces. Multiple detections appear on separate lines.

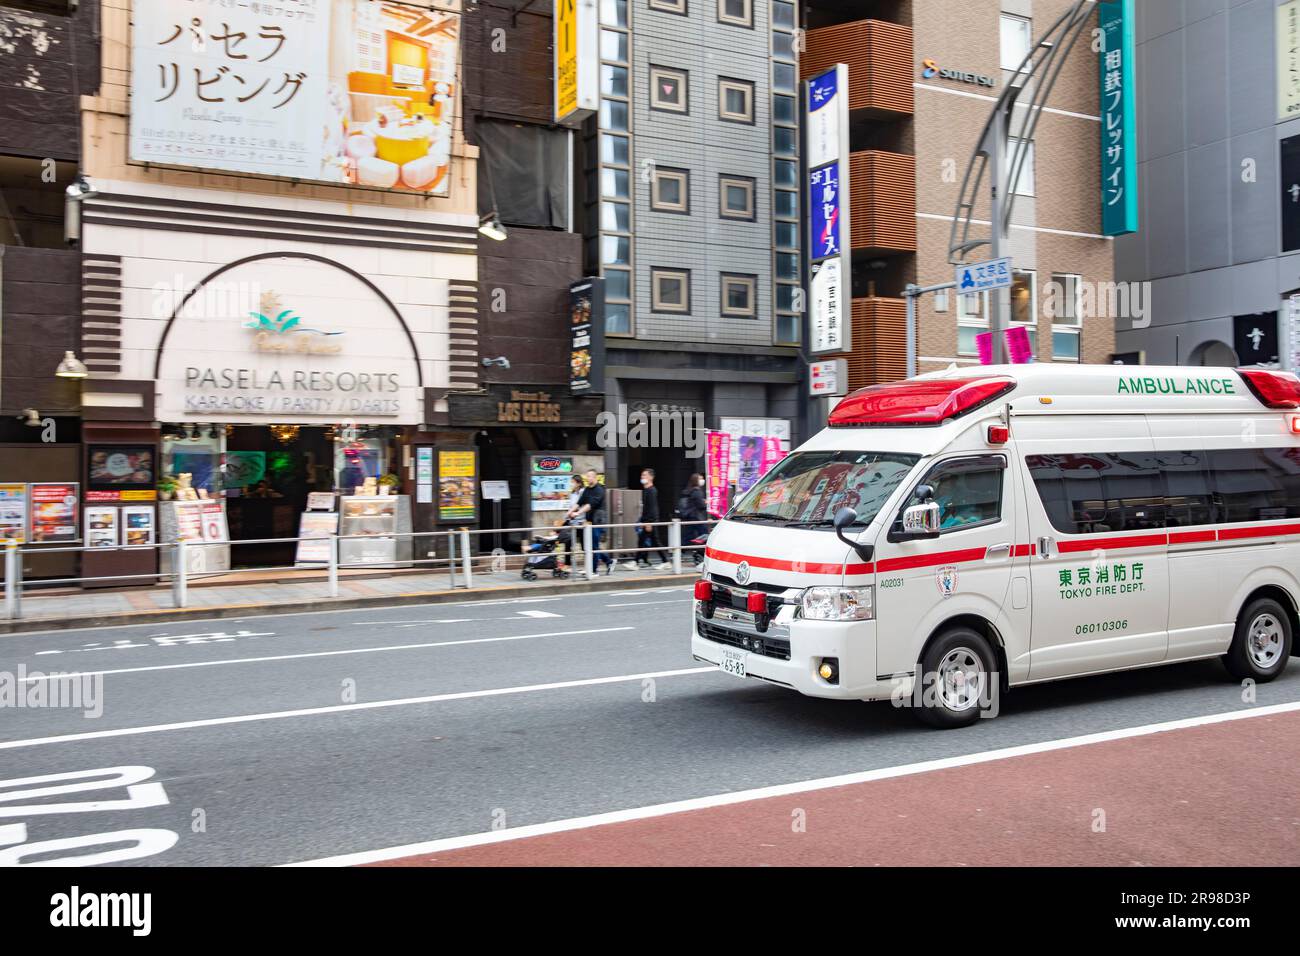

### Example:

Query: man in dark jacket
xmin=570 ymin=468 xmax=614 ymax=574
xmin=624 ymin=468 xmax=663 ymax=569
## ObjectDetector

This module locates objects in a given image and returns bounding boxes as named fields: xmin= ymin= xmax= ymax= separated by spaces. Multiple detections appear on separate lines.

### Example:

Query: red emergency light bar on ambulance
xmin=692 ymin=364 xmax=1300 ymax=728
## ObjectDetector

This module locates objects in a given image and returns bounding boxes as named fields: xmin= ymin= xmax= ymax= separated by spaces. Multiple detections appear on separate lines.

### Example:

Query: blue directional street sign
xmin=955 ymin=257 xmax=1013 ymax=294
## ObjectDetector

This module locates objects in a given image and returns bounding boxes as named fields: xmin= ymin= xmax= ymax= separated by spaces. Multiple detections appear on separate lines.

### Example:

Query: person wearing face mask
xmin=623 ymin=468 xmax=666 ymax=570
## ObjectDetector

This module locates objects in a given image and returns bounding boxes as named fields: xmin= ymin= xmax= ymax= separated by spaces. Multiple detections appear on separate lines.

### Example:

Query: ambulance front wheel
xmin=1223 ymin=597 xmax=1292 ymax=683
xmin=914 ymin=627 xmax=999 ymax=729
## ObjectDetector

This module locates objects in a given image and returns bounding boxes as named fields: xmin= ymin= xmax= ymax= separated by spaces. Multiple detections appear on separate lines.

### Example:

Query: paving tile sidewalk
xmin=2 ymin=561 xmax=696 ymax=634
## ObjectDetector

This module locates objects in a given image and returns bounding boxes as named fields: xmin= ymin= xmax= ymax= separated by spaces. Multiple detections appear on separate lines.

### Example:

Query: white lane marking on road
xmin=517 ymin=610 xmax=562 ymax=618
xmin=283 ymin=700 xmax=1300 ymax=866
xmin=0 ymin=667 xmax=714 ymax=751
xmin=605 ymin=600 xmax=689 ymax=607
xmin=15 ymin=627 xmax=635 ymax=683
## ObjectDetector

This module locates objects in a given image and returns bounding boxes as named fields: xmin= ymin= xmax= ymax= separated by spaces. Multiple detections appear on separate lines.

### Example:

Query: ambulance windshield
xmin=729 ymin=451 xmax=919 ymax=528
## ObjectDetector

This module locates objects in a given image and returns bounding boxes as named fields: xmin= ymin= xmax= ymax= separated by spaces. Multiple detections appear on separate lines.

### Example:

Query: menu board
xmin=295 ymin=511 xmax=340 ymax=565
xmin=531 ymin=475 xmax=572 ymax=511
xmin=86 ymin=507 xmax=120 ymax=549
xmin=28 ymin=483 xmax=79 ymax=543
xmin=175 ymin=502 xmax=205 ymax=542
xmin=200 ymin=501 xmax=229 ymax=543
xmin=437 ymin=450 xmax=477 ymax=522
xmin=416 ymin=447 xmax=434 ymax=505
xmin=122 ymin=507 xmax=156 ymax=547
xmin=0 ymin=483 xmax=27 ymax=543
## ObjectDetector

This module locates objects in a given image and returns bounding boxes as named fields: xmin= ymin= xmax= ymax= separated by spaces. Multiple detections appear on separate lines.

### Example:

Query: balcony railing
xmin=800 ymin=19 xmax=915 ymax=116
xmin=850 ymin=151 xmax=917 ymax=253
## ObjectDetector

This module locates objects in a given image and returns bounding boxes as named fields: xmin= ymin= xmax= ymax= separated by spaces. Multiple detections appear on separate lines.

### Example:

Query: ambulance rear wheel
xmin=1223 ymin=598 xmax=1292 ymax=683
xmin=915 ymin=628 xmax=998 ymax=729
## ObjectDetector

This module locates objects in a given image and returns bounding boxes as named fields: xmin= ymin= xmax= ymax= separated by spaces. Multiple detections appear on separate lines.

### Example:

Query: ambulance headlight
xmin=800 ymin=586 xmax=874 ymax=621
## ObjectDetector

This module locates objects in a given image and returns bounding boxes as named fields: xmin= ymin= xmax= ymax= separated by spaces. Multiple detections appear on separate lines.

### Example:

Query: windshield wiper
xmin=782 ymin=519 xmax=837 ymax=529
xmin=727 ymin=514 xmax=787 ymax=525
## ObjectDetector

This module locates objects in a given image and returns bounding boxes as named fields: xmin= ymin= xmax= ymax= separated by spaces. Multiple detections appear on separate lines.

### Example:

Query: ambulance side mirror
xmin=833 ymin=507 xmax=875 ymax=564
xmin=892 ymin=484 xmax=941 ymax=542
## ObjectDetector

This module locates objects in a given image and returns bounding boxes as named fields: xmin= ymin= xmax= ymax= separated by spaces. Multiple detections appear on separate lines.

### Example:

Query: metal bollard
xmin=670 ymin=519 xmax=682 ymax=575
xmin=447 ymin=533 xmax=458 ymax=589
xmin=4 ymin=540 xmax=21 ymax=620
xmin=173 ymin=539 xmax=189 ymax=608
xmin=460 ymin=529 xmax=473 ymax=589
xmin=327 ymin=534 xmax=339 ymax=598
xmin=583 ymin=523 xmax=594 ymax=579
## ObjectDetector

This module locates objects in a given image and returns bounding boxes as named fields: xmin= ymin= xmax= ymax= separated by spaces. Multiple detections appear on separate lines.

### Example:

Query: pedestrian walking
xmin=623 ymin=468 xmax=667 ymax=569
xmin=677 ymin=473 xmax=709 ymax=567
xmin=569 ymin=468 xmax=614 ymax=574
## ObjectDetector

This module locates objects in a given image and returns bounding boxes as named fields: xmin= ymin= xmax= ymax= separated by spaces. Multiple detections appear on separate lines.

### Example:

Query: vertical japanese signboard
xmin=806 ymin=65 xmax=851 ymax=354
xmin=705 ymin=431 xmax=733 ymax=517
xmin=129 ymin=0 xmax=462 ymax=195
xmin=1099 ymin=0 xmax=1138 ymax=236
xmin=554 ymin=0 xmax=599 ymax=123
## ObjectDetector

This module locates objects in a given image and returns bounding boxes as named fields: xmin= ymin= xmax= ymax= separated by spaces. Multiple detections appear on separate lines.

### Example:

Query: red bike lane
xmin=371 ymin=709 xmax=1300 ymax=867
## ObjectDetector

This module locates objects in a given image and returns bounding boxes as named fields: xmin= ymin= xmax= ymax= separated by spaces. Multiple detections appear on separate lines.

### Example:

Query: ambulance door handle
xmin=1038 ymin=535 xmax=1055 ymax=558
xmin=985 ymin=543 xmax=1011 ymax=561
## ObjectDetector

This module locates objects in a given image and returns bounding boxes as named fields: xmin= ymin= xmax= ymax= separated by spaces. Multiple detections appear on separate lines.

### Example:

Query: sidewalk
xmin=0 ymin=560 xmax=697 ymax=635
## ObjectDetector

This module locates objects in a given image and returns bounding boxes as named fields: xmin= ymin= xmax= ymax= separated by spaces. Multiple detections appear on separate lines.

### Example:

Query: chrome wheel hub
xmin=1248 ymin=613 xmax=1283 ymax=669
xmin=937 ymin=647 xmax=986 ymax=712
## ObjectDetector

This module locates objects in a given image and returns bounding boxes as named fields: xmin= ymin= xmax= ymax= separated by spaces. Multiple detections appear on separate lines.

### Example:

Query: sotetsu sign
xmin=129 ymin=0 xmax=461 ymax=195
xmin=155 ymin=258 xmax=423 ymax=424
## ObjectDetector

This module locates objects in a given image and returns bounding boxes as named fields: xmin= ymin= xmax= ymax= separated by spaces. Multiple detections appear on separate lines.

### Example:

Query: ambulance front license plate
xmin=720 ymin=647 xmax=747 ymax=679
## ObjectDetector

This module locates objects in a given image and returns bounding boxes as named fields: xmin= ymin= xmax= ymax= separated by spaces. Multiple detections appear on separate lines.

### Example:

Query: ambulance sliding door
xmin=1014 ymin=415 xmax=1169 ymax=680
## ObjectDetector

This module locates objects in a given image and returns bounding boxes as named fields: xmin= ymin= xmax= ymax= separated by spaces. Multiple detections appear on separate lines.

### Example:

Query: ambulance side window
xmin=895 ymin=456 xmax=1005 ymax=534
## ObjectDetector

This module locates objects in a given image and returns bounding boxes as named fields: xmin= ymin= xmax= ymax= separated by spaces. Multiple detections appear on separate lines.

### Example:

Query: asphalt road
xmin=1 ymin=586 xmax=1297 ymax=866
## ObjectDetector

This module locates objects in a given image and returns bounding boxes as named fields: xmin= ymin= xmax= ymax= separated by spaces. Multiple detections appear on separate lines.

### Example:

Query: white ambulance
xmin=692 ymin=364 xmax=1300 ymax=727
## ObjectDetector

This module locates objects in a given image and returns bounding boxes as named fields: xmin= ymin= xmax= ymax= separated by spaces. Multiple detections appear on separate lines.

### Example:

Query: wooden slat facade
xmin=829 ymin=297 xmax=908 ymax=392
xmin=850 ymin=151 xmax=917 ymax=253
xmin=800 ymin=19 xmax=915 ymax=116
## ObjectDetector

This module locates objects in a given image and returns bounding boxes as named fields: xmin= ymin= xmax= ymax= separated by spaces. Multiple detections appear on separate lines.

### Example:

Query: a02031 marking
xmin=0 ymin=766 xmax=179 ymax=866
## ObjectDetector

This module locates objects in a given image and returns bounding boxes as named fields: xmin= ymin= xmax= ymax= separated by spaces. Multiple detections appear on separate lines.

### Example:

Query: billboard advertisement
xmin=129 ymin=0 xmax=461 ymax=195
xmin=554 ymin=0 xmax=599 ymax=123
xmin=1098 ymin=0 xmax=1137 ymax=236
xmin=806 ymin=65 xmax=851 ymax=355
xmin=569 ymin=277 xmax=606 ymax=394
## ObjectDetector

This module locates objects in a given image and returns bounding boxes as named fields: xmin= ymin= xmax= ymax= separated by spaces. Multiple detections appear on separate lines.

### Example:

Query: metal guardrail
xmin=1 ymin=518 xmax=718 ymax=620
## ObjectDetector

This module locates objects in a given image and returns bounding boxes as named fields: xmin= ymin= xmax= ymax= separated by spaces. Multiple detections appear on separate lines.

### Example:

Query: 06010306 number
xmin=1075 ymin=619 xmax=1128 ymax=635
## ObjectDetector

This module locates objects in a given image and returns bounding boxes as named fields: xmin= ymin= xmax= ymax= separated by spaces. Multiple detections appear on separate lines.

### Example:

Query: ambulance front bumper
xmin=691 ymin=607 xmax=900 ymax=701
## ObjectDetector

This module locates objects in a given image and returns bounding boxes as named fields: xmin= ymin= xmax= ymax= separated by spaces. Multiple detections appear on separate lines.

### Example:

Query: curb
xmin=0 ymin=573 xmax=698 ymax=636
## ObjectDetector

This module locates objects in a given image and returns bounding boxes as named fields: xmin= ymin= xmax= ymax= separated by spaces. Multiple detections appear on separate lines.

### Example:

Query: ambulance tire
xmin=915 ymin=627 xmax=999 ymax=729
xmin=1223 ymin=597 xmax=1292 ymax=683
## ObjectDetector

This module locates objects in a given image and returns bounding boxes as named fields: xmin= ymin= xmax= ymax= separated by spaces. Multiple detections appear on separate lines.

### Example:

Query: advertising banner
xmin=705 ymin=431 xmax=732 ymax=517
xmin=437 ymin=450 xmax=477 ymax=522
xmin=569 ymin=277 xmax=606 ymax=394
xmin=806 ymin=64 xmax=851 ymax=356
xmin=28 ymin=483 xmax=79 ymax=544
xmin=122 ymin=507 xmax=158 ymax=547
xmin=554 ymin=0 xmax=599 ymax=123
xmin=0 ymin=483 xmax=27 ymax=544
xmin=86 ymin=507 xmax=120 ymax=549
xmin=130 ymin=0 xmax=460 ymax=195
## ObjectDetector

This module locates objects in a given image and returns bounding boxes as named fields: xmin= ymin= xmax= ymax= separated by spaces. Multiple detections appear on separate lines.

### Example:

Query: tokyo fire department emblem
xmin=936 ymin=566 xmax=958 ymax=598
xmin=735 ymin=561 xmax=752 ymax=585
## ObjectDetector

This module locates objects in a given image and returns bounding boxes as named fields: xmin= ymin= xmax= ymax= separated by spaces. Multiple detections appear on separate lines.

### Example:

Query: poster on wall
xmin=200 ymin=501 xmax=229 ymax=542
xmin=295 ymin=510 xmax=340 ymax=565
xmin=0 ymin=483 xmax=27 ymax=543
xmin=129 ymin=0 xmax=461 ymax=196
xmin=531 ymin=475 xmax=572 ymax=511
xmin=416 ymin=446 xmax=434 ymax=505
xmin=28 ymin=483 xmax=79 ymax=544
xmin=437 ymin=450 xmax=477 ymax=522
xmin=86 ymin=507 xmax=120 ymax=549
xmin=88 ymin=446 xmax=155 ymax=489
xmin=736 ymin=435 xmax=765 ymax=495
xmin=569 ymin=277 xmax=606 ymax=394
xmin=122 ymin=507 xmax=157 ymax=547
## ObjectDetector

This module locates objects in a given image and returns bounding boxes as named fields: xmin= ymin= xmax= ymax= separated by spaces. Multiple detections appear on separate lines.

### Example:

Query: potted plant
xmin=157 ymin=476 xmax=178 ymax=501
xmin=378 ymin=473 xmax=401 ymax=495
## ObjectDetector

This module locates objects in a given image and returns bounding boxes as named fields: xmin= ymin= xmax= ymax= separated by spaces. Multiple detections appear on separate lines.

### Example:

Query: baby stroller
xmin=521 ymin=536 xmax=570 ymax=581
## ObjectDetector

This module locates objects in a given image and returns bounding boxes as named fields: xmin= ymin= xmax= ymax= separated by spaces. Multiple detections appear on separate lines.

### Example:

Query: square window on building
xmin=601 ymin=133 xmax=629 ymax=165
xmin=602 ymin=64 xmax=628 ymax=97
xmin=601 ymin=0 xmax=628 ymax=27
xmin=1011 ymin=137 xmax=1035 ymax=196
xmin=1000 ymin=14 xmax=1032 ymax=72
xmin=603 ymin=235 xmax=631 ymax=266
xmin=776 ymin=283 xmax=797 ymax=313
xmin=605 ymin=268 xmax=631 ymax=302
xmin=774 ymin=158 xmax=797 ymax=188
xmin=719 ymin=0 xmax=752 ymax=27
xmin=775 ymin=189 xmax=797 ymax=219
xmin=1010 ymin=270 xmax=1036 ymax=326
xmin=775 ymin=220 xmax=799 ymax=250
xmin=601 ymin=98 xmax=629 ymax=131
xmin=773 ymin=62 xmax=796 ymax=94
xmin=958 ymin=290 xmax=986 ymax=322
xmin=773 ymin=93 xmax=796 ymax=125
xmin=601 ymin=29 xmax=628 ymax=61
xmin=601 ymin=201 xmax=631 ymax=232
xmin=775 ymin=252 xmax=799 ymax=281
xmin=601 ymin=167 xmax=630 ymax=199
xmin=651 ymin=268 xmax=691 ymax=312
xmin=651 ymin=166 xmax=690 ymax=213
xmin=649 ymin=0 xmax=687 ymax=14
xmin=1049 ymin=274 xmax=1082 ymax=326
xmin=721 ymin=273 xmax=757 ymax=317
xmin=772 ymin=0 xmax=795 ymax=30
xmin=774 ymin=126 xmax=797 ymax=157
xmin=772 ymin=31 xmax=795 ymax=61
xmin=776 ymin=312 xmax=800 ymax=345
xmin=719 ymin=174 xmax=756 ymax=220
xmin=651 ymin=66 xmax=689 ymax=113
xmin=606 ymin=302 xmax=633 ymax=335
xmin=719 ymin=78 xmax=755 ymax=123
